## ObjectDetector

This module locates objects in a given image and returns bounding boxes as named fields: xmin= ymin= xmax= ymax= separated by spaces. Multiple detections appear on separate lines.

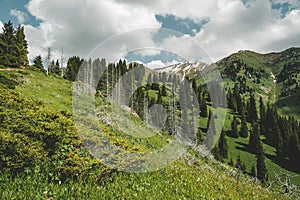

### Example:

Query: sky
xmin=0 ymin=0 xmax=299 ymax=66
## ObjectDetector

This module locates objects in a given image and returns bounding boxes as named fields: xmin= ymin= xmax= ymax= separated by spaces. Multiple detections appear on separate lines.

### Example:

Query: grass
xmin=13 ymin=69 xmax=72 ymax=112
xmin=276 ymin=89 xmax=300 ymax=120
xmin=0 ymin=68 xmax=298 ymax=199
xmin=225 ymin=135 xmax=300 ymax=186
xmin=0 ymin=158 xmax=288 ymax=200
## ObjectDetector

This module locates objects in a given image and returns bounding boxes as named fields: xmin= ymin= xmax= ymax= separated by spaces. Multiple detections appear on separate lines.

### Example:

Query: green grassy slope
xmin=212 ymin=48 xmax=300 ymax=187
xmin=0 ymin=68 xmax=290 ymax=199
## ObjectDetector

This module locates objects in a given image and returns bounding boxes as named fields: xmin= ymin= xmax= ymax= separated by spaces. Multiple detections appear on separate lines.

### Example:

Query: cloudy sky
xmin=0 ymin=0 xmax=299 ymax=66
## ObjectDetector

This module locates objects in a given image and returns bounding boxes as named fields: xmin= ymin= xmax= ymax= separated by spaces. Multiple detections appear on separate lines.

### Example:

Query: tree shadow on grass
xmin=265 ymin=154 xmax=300 ymax=174
xmin=235 ymin=141 xmax=252 ymax=154
xmin=233 ymin=139 xmax=300 ymax=174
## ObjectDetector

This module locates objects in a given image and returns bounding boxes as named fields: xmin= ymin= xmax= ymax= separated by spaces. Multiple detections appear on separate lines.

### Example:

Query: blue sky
xmin=0 ymin=0 xmax=40 ymax=26
xmin=0 ymin=0 xmax=299 ymax=65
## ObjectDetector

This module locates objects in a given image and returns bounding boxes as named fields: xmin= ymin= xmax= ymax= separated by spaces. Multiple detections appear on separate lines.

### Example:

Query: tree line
xmin=0 ymin=21 xmax=28 ymax=68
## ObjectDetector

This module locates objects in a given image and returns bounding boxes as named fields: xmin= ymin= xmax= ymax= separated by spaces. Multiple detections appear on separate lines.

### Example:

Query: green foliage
xmin=1 ymin=48 xmax=300 ymax=198
xmin=0 ymin=21 xmax=28 ymax=68
xmin=0 ymin=73 xmax=19 ymax=89
xmin=256 ymin=144 xmax=268 ymax=183
xmin=218 ymin=130 xmax=228 ymax=159
xmin=228 ymin=117 xmax=239 ymax=138
xmin=0 ymin=89 xmax=98 ymax=176
xmin=0 ymin=158 xmax=288 ymax=200
xmin=247 ymin=93 xmax=258 ymax=123
xmin=249 ymin=122 xmax=260 ymax=154
xmin=64 ymin=56 xmax=84 ymax=81
xmin=33 ymin=55 xmax=44 ymax=71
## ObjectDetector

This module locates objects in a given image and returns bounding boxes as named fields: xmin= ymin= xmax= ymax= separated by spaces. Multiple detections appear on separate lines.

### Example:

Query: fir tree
xmin=247 ymin=93 xmax=258 ymax=123
xmin=15 ymin=25 xmax=28 ymax=67
xmin=228 ymin=117 xmax=239 ymax=138
xmin=259 ymin=97 xmax=265 ymax=134
xmin=249 ymin=122 xmax=260 ymax=154
xmin=227 ymin=89 xmax=237 ymax=112
xmin=239 ymin=113 xmax=248 ymax=138
xmin=256 ymin=143 xmax=268 ymax=182
xmin=3 ymin=22 xmax=29 ymax=68
xmin=218 ymin=130 xmax=228 ymax=158
xmin=33 ymin=55 xmax=43 ymax=71
xmin=200 ymin=92 xmax=207 ymax=117
xmin=64 ymin=56 xmax=83 ymax=81
xmin=205 ymin=111 xmax=216 ymax=148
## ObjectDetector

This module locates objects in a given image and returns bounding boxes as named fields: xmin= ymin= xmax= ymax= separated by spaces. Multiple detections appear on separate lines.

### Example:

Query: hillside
xmin=206 ymin=47 xmax=300 ymax=187
xmin=0 ymin=67 xmax=293 ymax=199
xmin=216 ymin=47 xmax=300 ymax=119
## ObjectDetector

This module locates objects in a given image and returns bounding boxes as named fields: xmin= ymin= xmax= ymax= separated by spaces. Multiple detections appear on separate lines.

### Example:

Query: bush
xmin=0 ymin=89 xmax=99 ymax=176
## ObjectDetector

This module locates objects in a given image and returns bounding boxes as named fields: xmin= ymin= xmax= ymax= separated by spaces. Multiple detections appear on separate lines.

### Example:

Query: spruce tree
xmin=15 ymin=25 xmax=28 ymax=67
xmin=212 ymin=145 xmax=221 ymax=161
xmin=33 ymin=55 xmax=43 ymax=71
xmin=239 ymin=113 xmax=248 ymax=138
xmin=228 ymin=117 xmax=239 ymax=138
xmin=200 ymin=93 xmax=207 ymax=117
xmin=259 ymin=97 xmax=265 ymax=134
xmin=218 ymin=130 xmax=228 ymax=158
xmin=0 ymin=21 xmax=17 ymax=67
xmin=249 ymin=122 xmax=260 ymax=154
xmin=247 ymin=94 xmax=258 ymax=123
xmin=256 ymin=143 xmax=267 ymax=182
xmin=205 ymin=111 xmax=216 ymax=148
xmin=64 ymin=56 xmax=83 ymax=81
xmin=227 ymin=89 xmax=237 ymax=112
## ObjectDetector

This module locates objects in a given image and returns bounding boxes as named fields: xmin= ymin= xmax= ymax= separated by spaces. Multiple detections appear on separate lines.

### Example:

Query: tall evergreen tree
xmin=228 ymin=117 xmax=239 ymax=138
xmin=247 ymin=93 xmax=258 ymax=123
xmin=0 ymin=21 xmax=17 ymax=67
xmin=239 ymin=113 xmax=248 ymax=138
xmin=227 ymin=89 xmax=237 ymax=112
xmin=256 ymin=142 xmax=268 ymax=182
xmin=15 ymin=25 xmax=28 ymax=67
xmin=64 ymin=56 xmax=83 ymax=81
xmin=259 ymin=97 xmax=266 ymax=134
xmin=218 ymin=130 xmax=228 ymax=158
xmin=249 ymin=122 xmax=260 ymax=154
xmin=200 ymin=92 xmax=207 ymax=117
xmin=205 ymin=111 xmax=216 ymax=148
xmin=33 ymin=55 xmax=43 ymax=71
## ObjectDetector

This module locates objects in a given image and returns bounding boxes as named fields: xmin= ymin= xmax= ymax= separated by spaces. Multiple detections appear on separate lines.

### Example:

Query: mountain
xmin=158 ymin=47 xmax=300 ymax=118
xmin=1 ymin=47 xmax=300 ymax=199
xmin=154 ymin=61 xmax=208 ymax=78
xmin=0 ymin=68 xmax=289 ymax=199
xmin=215 ymin=47 xmax=300 ymax=119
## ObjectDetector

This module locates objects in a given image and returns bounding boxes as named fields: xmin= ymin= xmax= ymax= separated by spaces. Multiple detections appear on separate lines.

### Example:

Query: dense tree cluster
xmin=0 ymin=21 xmax=28 ymax=68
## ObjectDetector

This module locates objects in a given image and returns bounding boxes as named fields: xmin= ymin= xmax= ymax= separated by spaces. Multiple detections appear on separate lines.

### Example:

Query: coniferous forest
xmin=0 ymin=20 xmax=300 ymax=199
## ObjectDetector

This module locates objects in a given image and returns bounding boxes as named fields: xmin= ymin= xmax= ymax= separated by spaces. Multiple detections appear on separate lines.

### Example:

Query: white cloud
xmin=145 ymin=60 xmax=166 ymax=69
xmin=25 ymin=0 xmax=160 ymax=61
xmin=23 ymin=0 xmax=300 ymax=64
xmin=10 ymin=9 xmax=27 ymax=24
xmin=195 ymin=0 xmax=300 ymax=61
xmin=145 ymin=60 xmax=179 ymax=69
xmin=113 ymin=0 xmax=219 ymax=20
xmin=159 ymin=34 xmax=211 ymax=63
